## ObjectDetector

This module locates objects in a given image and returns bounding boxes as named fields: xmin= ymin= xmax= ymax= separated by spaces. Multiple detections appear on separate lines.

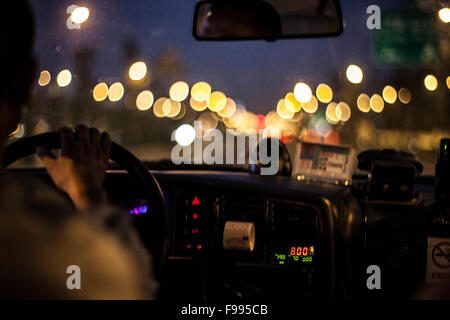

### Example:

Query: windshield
xmin=10 ymin=0 xmax=450 ymax=175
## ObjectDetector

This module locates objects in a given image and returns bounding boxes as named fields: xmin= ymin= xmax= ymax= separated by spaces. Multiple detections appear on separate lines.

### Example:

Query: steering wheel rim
xmin=2 ymin=131 xmax=170 ymax=278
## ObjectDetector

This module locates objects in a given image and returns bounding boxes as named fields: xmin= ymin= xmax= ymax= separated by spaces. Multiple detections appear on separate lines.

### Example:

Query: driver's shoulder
xmin=0 ymin=170 xmax=76 ymax=221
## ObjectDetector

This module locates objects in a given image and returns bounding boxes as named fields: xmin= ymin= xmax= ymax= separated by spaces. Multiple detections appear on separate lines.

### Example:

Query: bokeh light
xmin=424 ymin=74 xmax=438 ymax=91
xmin=93 ymin=82 xmax=109 ymax=102
xmin=208 ymin=91 xmax=227 ymax=112
xmin=316 ymin=83 xmax=333 ymax=103
xmin=136 ymin=90 xmax=154 ymax=111
xmin=285 ymin=92 xmax=302 ymax=113
xmin=398 ymin=88 xmax=412 ymax=104
xmin=38 ymin=70 xmax=51 ymax=86
xmin=191 ymin=82 xmax=211 ymax=102
xmin=71 ymin=7 xmax=90 ymax=24
xmin=294 ymin=82 xmax=313 ymax=103
xmin=163 ymin=99 xmax=181 ymax=118
xmin=174 ymin=124 xmax=195 ymax=146
xmin=301 ymin=95 xmax=319 ymax=114
xmin=382 ymin=85 xmax=397 ymax=104
xmin=128 ymin=61 xmax=148 ymax=81
xmin=438 ymin=8 xmax=450 ymax=23
xmin=357 ymin=94 xmax=371 ymax=113
xmin=153 ymin=98 xmax=167 ymax=118
xmin=169 ymin=81 xmax=189 ymax=102
xmin=108 ymin=82 xmax=124 ymax=102
xmin=336 ymin=102 xmax=351 ymax=122
xmin=56 ymin=69 xmax=72 ymax=87
xmin=447 ymin=76 xmax=450 ymax=89
xmin=346 ymin=64 xmax=363 ymax=84
xmin=326 ymin=102 xmax=339 ymax=124
xmin=190 ymin=97 xmax=208 ymax=112
xmin=370 ymin=94 xmax=384 ymax=113
xmin=277 ymin=99 xmax=294 ymax=119
xmin=218 ymin=98 xmax=237 ymax=118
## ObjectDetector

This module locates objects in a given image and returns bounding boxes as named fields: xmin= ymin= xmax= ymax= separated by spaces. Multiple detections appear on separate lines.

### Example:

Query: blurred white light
xmin=294 ymin=83 xmax=312 ymax=103
xmin=438 ymin=8 xmax=450 ymax=23
xmin=57 ymin=69 xmax=72 ymax=87
xmin=175 ymin=124 xmax=195 ymax=146
xmin=346 ymin=65 xmax=363 ymax=84
xmin=71 ymin=7 xmax=90 ymax=24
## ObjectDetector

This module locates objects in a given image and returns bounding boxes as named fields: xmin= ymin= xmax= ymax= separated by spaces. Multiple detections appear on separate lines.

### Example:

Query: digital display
xmin=272 ymin=246 xmax=314 ymax=265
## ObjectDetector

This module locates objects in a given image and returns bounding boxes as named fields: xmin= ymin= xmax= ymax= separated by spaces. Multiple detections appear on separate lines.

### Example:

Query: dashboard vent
xmin=271 ymin=201 xmax=318 ymax=243
xmin=221 ymin=195 xmax=268 ymax=222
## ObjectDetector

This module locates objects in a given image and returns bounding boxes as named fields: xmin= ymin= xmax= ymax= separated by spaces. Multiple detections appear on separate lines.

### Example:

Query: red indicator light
xmin=193 ymin=213 xmax=199 ymax=220
xmin=192 ymin=229 xmax=199 ymax=235
xmin=186 ymin=244 xmax=192 ymax=249
xmin=197 ymin=244 xmax=202 ymax=250
xmin=191 ymin=197 xmax=200 ymax=206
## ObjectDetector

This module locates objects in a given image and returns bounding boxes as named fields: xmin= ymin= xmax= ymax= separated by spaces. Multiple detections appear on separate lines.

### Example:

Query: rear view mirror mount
xmin=193 ymin=0 xmax=344 ymax=42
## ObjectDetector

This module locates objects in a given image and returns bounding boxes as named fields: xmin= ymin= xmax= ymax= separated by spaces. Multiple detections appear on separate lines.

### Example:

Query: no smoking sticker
xmin=426 ymin=237 xmax=450 ymax=284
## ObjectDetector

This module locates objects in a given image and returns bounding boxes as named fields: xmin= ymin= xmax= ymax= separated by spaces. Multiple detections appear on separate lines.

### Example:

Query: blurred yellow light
xmin=438 ymin=8 xmax=450 ymax=23
xmin=326 ymin=112 xmax=339 ymax=125
xmin=285 ymin=92 xmax=302 ymax=113
xmin=190 ymin=97 xmax=208 ymax=112
xmin=301 ymin=95 xmax=319 ymax=114
xmin=9 ymin=123 xmax=21 ymax=137
xmin=191 ymin=82 xmax=211 ymax=102
xmin=398 ymin=88 xmax=412 ymax=104
xmin=326 ymin=102 xmax=339 ymax=122
xmin=277 ymin=99 xmax=294 ymax=120
xmin=357 ymin=94 xmax=371 ymax=113
xmin=316 ymin=84 xmax=333 ymax=103
xmin=424 ymin=75 xmax=438 ymax=91
xmin=382 ymin=85 xmax=397 ymax=104
xmin=169 ymin=81 xmax=189 ymax=102
xmin=93 ymin=82 xmax=109 ymax=102
xmin=293 ymin=83 xmax=312 ymax=103
xmin=208 ymin=91 xmax=227 ymax=112
xmin=129 ymin=62 xmax=147 ymax=81
xmin=370 ymin=94 xmax=384 ymax=113
xmin=163 ymin=99 xmax=181 ymax=118
xmin=38 ymin=70 xmax=51 ymax=86
xmin=57 ymin=69 xmax=72 ymax=87
xmin=153 ymin=98 xmax=167 ymax=118
xmin=108 ymin=82 xmax=124 ymax=102
xmin=218 ymin=98 xmax=237 ymax=118
xmin=336 ymin=102 xmax=351 ymax=122
xmin=346 ymin=65 xmax=363 ymax=84
xmin=136 ymin=90 xmax=154 ymax=111
xmin=447 ymin=76 xmax=450 ymax=89
xmin=71 ymin=7 xmax=90 ymax=24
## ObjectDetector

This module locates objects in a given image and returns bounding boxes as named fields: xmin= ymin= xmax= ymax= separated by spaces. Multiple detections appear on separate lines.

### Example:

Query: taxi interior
xmin=3 ymin=0 xmax=450 ymax=300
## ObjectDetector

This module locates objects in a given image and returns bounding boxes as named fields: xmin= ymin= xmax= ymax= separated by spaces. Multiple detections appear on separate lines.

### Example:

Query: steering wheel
xmin=2 ymin=131 xmax=170 ymax=277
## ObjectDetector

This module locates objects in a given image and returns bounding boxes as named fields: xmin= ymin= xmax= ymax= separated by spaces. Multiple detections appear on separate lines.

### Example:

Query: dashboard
xmin=103 ymin=170 xmax=365 ymax=300
xmin=11 ymin=168 xmax=437 ymax=300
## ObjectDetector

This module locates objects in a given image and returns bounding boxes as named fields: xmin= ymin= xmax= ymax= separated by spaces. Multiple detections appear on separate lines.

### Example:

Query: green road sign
xmin=374 ymin=10 xmax=440 ymax=66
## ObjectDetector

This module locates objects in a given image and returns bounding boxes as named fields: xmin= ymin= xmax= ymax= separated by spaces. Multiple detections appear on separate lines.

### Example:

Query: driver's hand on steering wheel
xmin=36 ymin=124 xmax=111 ymax=210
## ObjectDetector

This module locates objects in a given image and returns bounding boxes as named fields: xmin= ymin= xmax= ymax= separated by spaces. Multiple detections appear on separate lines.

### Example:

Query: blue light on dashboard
xmin=129 ymin=206 xmax=148 ymax=215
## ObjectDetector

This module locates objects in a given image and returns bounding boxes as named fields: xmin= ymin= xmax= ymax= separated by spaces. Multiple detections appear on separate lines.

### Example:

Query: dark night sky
xmin=31 ymin=0 xmax=435 ymax=115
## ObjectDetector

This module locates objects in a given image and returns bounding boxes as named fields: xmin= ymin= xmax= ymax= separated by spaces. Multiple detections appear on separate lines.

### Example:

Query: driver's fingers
xmin=89 ymin=127 xmax=101 ymax=147
xmin=75 ymin=124 xmax=90 ymax=145
xmin=60 ymin=127 xmax=75 ymax=157
xmin=100 ymin=131 xmax=111 ymax=159
xmin=36 ymin=146 xmax=57 ymax=173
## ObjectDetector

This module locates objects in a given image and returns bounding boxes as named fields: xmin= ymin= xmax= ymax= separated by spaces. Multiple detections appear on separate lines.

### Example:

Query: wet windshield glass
xmin=11 ymin=0 xmax=450 ymax=174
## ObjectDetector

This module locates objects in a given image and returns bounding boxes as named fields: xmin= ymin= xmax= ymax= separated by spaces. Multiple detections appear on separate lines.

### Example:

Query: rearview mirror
xmin=193 ymin=0 xmax=344 ymax=41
